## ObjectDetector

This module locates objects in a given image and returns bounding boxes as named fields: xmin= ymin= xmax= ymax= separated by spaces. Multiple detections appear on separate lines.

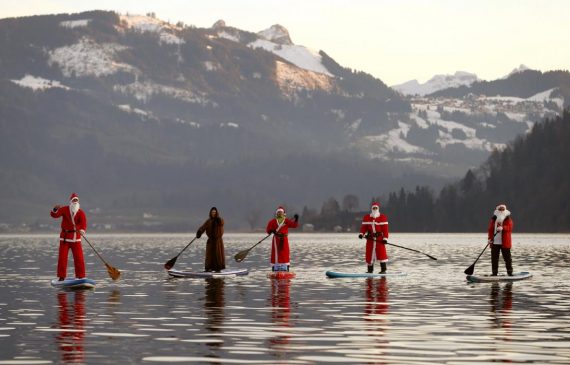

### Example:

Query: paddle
xmin=234 ymin=233 xmax=272 ymax=263
xmin=464 ymin=231 xmax=499 ymax=275
xmin=80 ymin=233 xmax=121 ymax=281
xmin=164 ymin=236 xmax=199 ymax=270
xmin=385 ymin=242 xmax=438 ymax=261
xmin=364 ymin=235 xmax=437 ymax=260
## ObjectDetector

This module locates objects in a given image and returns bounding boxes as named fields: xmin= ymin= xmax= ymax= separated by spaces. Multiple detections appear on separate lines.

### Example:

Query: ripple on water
xmin=91 ymin=332 xmax=150 ymax=337
xmin=142 ymin=357 xmax=304 ymax=363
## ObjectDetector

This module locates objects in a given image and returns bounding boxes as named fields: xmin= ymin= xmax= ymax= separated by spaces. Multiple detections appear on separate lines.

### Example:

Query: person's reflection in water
xmin=204 ymin=278 xmax=225 ymax=351
xmin=365 ymin=278 xmax=389 ymax=317
xmin=55 ymin=291 xmax=86 ymax=364
xmin=363 ymin=278 xmax=389 ymax=363
xmin=268 ymin=277 xmax=293 ymax=350
xmin=489 ymin=282 xmax=513 ymax=330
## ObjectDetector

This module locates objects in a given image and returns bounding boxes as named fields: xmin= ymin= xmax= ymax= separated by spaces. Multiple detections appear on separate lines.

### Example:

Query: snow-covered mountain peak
xmin=119 ymin=14 xmax=181 ymax=32
xmin=504 ymin=64 xmax=532 ymax=78
xmin=392 ymin=71 xmax=479 ymax=96
xmin=257 ymin=24 xmax=292 ymax=45
xmin=212 ymin=19 xmax=226 ymax=29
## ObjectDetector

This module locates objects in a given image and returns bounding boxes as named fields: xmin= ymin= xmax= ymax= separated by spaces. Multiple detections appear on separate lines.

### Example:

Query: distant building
xmin=302 ymin=223 xmax=314 ymax=232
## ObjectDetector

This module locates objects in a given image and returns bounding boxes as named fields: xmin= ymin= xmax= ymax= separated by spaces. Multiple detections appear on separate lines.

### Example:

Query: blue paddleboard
xmin=467 ymin=271 xmax=532 ymax=283
xmin=51 ymin=278 xmax=96 ymax=289
xmin=168 ymin=268 xmax=249 ymax=278
xmin=326 ymin=270 xmax=407 ymax=278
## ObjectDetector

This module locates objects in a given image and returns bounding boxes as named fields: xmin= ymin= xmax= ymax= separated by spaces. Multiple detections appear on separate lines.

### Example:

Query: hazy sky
xmin=2 ymin=0 xmax=569 ymax=85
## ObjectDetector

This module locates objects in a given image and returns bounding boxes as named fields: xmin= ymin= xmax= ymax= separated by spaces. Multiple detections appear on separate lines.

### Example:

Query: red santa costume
xmin=359 ymin=202 xmax=389 ymax=271
xmin=266 ymin=206 xmax=299 ymax=271
xmin=487 ymin=203 xmax=514 ymax=276
xmin=50 ymin=193 xmax=87 ymax=279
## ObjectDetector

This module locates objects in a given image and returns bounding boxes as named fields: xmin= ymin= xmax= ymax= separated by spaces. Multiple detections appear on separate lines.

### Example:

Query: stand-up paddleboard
xmin=268 ymin=271 xmax=296 ymax=279
xmin=326 ymin=271 xmax=407 ymax=278
xmin=467 ymin=271 xmax=532 ymax=283
xmin=168 ymin=268 xmax=249 ymax=278
xmin=51 ymin=278 xmax=96 ymax=290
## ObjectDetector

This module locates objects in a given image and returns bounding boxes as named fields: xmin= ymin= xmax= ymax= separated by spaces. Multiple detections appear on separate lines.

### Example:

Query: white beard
xmin=494 ymin=209 xmax=510 ymax=224
xmin=70 ymin=202 xmax=80 ymax=217
xmin=370 ymin=210 xmax=380 ymax=219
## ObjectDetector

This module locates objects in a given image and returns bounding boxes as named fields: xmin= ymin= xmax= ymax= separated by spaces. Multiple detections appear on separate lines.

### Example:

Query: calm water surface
xmin=1 ymin=233 xmax=569 ymax=364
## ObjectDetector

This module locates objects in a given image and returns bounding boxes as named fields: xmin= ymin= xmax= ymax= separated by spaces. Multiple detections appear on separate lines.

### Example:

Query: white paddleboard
xmin=168 ymin=268 xmax=249 ymax=278
xmin=50 ymin=278 xmax=96 ymax=289
xmin=326 ymin=270 xmax=407 ymax=278
xmin=466 ymin=271 xmax=532 ymax=283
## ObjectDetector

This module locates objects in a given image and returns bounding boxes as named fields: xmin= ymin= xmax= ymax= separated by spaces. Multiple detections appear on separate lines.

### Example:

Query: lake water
xmin=1 ymin=233 xmax=569 ymax=364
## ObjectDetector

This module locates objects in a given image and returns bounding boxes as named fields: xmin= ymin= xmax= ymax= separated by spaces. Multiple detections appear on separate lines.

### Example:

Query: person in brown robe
xmin=196 ymin=207 xmax=226 ymax=272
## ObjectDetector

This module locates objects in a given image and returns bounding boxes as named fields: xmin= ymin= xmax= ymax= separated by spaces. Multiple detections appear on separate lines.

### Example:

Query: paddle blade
xmin=106 ymin=263 xmax=121 ymax=281
xmin=164 ymin=256 xmax=178 ymax=270
xmin=464 ymin=264 xmax=475 ymax=276
xmin=234 ymin=249 xmax=249 ymax=263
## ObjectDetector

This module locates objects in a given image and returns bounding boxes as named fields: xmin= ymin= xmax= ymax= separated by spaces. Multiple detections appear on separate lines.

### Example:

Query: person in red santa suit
xmin=265 ymin=206 xmax=299 ymax=272
xmin=359 ymin=202 xmax=389 ymax=273
xmin=50 ymin=193 xmax=87 ymax=280
xmin=488 ymin=203 xmax=514 ymax=276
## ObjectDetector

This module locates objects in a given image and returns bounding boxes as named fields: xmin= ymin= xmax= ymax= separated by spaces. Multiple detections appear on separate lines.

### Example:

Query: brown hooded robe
xmin=197 ymin=208 xmax=226 ymax=272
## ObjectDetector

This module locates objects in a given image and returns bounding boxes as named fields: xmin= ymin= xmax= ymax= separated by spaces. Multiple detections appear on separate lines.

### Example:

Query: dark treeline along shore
xmin=303 ymin=110 xmax=570 ymax=233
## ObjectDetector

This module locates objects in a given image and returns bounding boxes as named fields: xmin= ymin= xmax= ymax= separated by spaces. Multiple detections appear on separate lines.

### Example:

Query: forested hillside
xmin=304 ymin=110 xmax=570 ymax=232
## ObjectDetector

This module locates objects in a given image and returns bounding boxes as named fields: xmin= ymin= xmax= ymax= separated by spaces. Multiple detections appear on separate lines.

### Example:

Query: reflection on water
xmin=489 ymin=282 xmax=513 ymax=330
xmin=269 ymin=277 xmax=293 ymax=350
xmin=0 ymin=233 xmax=570 ymax=364
xmin=204 ymin=278 xmax=224 ymax=352
xmin=55 ymin=291 xmax=86 ymax=364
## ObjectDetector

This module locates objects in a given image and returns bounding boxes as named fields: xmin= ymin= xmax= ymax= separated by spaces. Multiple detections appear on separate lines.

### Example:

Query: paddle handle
xmin=81 ymin=233 xmax=106 ymax=264
xmin=363 ymin=234 xmax=437 ymax=261
xmin=176 ymin=236 xmax=199 ymax=258
xmin=385 ymin=242 xmax=438 ymax=260
xmin=242 ymin=233 xmax=272 ymax=255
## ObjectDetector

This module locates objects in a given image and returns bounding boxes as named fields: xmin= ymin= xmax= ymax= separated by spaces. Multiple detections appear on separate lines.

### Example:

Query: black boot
xmin=367 ymin=265 xmax=374 ymax=273
xmin=380 ymin=263 xmax=387 ymax=274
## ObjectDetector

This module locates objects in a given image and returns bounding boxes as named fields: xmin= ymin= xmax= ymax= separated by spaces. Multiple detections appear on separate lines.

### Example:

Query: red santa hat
xmin=275 ymin=206 xmax=286 ymax=214
xmin=371 ymin=202 xmax=380 ymax=209
xmin=69 ymin=193 xmax=79 ymax=202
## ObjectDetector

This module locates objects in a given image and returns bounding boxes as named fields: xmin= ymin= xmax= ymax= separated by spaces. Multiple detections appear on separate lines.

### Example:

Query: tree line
xmin=302 ymin=110 xmax=570 ymax=233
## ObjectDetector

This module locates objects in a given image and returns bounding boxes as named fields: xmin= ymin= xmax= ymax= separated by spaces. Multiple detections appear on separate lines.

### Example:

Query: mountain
xmin=0 ymin=11 xmax=567 ymax=231
xmin=392 ymin=71 xmax=480 ymax=96
xmin=0 ymin=11 xmax=422 ymax=230
xmin=429 ymin=69 xmax=570 ymax=101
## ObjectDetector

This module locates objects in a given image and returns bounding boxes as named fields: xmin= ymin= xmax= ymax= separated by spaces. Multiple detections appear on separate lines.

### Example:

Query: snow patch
xmin=48 ymin=37 xmax=136 ymax=77
xmin=203 ymin=61 xmax=219 ymax=71
xmin=175 ymin=118 xmax=200 ymax=128
xmin=11 ymin=75 xmax=70 ymax=91
xmin=249 ymin=39 xmax=332 ymax=76
xmin=119 ymin=14 xmax=184 ymax=45
xmin=365 ymin=122 xmax=429 ymax=154
xmin=330 ymin=109 xmax=345 ymax=121
xmin=409 ymin=113 xmax=429 ymax=129
xmin=220 ymin=122 xmax=239 ymax=128
xmin=274 ymin=60 xmax=333 ymax=96
xmin=60 ymin=19 xmax=91 ymax=28
xmin=117 ymin=104 xmax=149 ymax=116
xmin=217 ymin=31 xmax=240 ymax=43
xmin=114 ymin=81 xmax=213 ymax=106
